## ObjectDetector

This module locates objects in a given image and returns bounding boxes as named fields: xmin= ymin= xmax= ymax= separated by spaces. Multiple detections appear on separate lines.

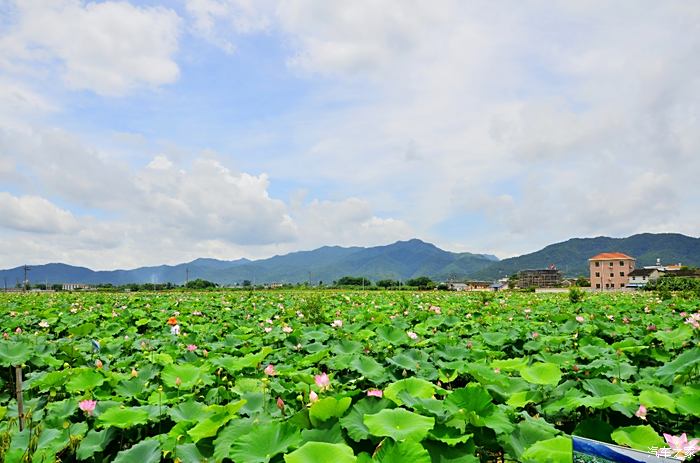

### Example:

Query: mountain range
xmin=1 ymin=233 xmax=698 ymax=286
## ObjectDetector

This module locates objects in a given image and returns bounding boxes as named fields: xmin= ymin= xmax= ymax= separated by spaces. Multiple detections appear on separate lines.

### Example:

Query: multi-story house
xmin=589 ymin=253 xmax=635 ymax=289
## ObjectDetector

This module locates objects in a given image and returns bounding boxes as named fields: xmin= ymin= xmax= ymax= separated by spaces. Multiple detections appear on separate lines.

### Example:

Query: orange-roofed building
xmin=588 ymin=252 xmax=636 ymax=290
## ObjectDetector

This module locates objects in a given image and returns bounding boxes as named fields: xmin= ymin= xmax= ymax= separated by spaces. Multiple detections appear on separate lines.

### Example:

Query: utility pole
xmin=23 ymin=265 xmax=30 ymax=291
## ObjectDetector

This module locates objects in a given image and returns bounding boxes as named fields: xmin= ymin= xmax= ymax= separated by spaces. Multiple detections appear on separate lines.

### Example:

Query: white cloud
xmin=185 ymin=0 xmax=271 ymax=52
xmin=0 ymin=192 xmax=79 ymax=234
xmin=0 ymin=0 xmax=181 ymax=96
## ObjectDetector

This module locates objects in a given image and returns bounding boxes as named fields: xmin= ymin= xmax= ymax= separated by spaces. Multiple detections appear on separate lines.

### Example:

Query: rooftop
xmin=628 ymin=268 xmax=657 ymax=277
xmin=588 ymin=252 xmax=635 ymax=261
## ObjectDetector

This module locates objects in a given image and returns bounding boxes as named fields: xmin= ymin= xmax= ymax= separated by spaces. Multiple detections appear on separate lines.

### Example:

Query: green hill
xmin=472 ymin=233 xmax=700 ymax=279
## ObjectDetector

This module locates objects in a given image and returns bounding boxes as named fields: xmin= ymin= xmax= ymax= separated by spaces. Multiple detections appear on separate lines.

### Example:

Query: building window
xmin=610 ymin=273 xmax=614 ymax=277
xmin=595 ymin=262 xmax=600 ymax=267
xmin=620 ymin=272 xmax=625 ymax=277
xmin=611 ymin=283 xmax=615 ymax=288
xmin=595 ymin=272 xmax=600 ymax=277
xmin=596 ymin=283 xmax=601 ymax=288
xmin=605 ymin=283 xmax=610 ymax=288
xmin=620 ymin=283 xmax=625 ymax=287
xmin=620 ymin=261 xmax=624 ymax=266
xmin=609 ymin=262 xmax=614 ymax=267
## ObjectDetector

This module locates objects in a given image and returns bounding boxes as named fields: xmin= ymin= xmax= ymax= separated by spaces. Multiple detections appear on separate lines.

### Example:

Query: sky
xmin=0 ymin=1 xmax=699 ymax=270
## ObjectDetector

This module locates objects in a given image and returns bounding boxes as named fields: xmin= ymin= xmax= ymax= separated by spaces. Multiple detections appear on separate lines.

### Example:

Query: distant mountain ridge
xmin=1 ymin=233 xmax=698 ymax=286
xmin=472 ymin=233 xmax=700 ymax=280
xmin=0 ymin=239 xmax=497 ymax=286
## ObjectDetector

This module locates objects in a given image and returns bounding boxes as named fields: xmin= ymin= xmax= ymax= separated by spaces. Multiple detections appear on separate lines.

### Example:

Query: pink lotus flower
xmin=282 ymin=326 xmax=293 ymax=333
xmin=202 ymin=349 xmax=209 ymax=357
xmin=187 ymin=344 xmax=197 ymax=352
xmin=264 ymin=326 xmax=272 ymax=333
xmin=264 ymin=364 xmax=277 ymax=376
xmin=407 ymin=331 xmax=418 ymax=340
xmin=576 ymin=316 xmax=585 ymax=323
xmin=95 ymin=359 xmax=103 ymax=369
xmin=314 ymin=372 xmax=330 ymax=390
xmin=78 ymin=400 xmax=96 ymax=416
xmin=331 ymin=319 xmax=343 ymax=328
xmin=367 ymin=389 xmax=383 ymax=398
xmin=663 ymin=433 xmax=700 ymax=457
xmin=175 ymin=376 xmax=182 ymax=387
xmin=14 ymin=327 xmax=22 ymax=334
xmin=647 ymin=324 xmax=657 ymax=331
xmin=532 ymin=332 xmax=539 ymax=339
xmin=276 ymin=397 xmax=285 ymax=411
xmin=309 ymin=391 xmax=319 ymax=403
xmin=635 ymin=404 xmax=647 ymax=420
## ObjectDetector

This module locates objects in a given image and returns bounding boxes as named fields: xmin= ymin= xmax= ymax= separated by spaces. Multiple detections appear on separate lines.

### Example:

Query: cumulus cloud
xmin=0 ymin=124 xmax=411 ymax=267
xmin=0 ymin=193 xmax=79 ymax=234
xmin=0 ymin=0 xmax=181 ymax=96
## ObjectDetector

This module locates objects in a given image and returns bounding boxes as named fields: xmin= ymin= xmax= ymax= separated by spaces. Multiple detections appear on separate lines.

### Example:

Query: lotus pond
xmin=0 ymin=290 xmax=698 ymax=462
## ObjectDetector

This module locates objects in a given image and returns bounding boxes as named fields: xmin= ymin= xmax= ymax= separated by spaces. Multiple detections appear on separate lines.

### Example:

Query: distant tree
xmin=337 ymin=276 xmax=372 ymax=287
xmin=242 ymin=280 xmax=252 ymax=287
xmin=186 ymin=278 xmax=218 ymax=289
xmin=51 ymin=284 xmax=63 ymax=291
xmin=405 ymin=276 xmax=434 ymax=289
xmin=33 ymin=283 xmax=47 ymax=290
xmin=376 ymin=279 xmax=399 ymax=288
xmin=575 ymin=276 xmax=591 ymax=287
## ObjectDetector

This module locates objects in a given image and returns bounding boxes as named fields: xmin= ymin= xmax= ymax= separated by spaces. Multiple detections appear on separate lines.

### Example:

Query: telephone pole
xmin=23 ymin=265 xmax=31 ymax=291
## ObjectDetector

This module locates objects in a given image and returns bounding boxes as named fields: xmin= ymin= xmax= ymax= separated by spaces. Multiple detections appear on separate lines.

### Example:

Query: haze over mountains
xmin=1 ymin=233 xmax=698 ymax=286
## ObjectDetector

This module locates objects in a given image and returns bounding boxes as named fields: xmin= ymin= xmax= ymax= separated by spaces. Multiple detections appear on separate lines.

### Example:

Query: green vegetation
xmin=0 ymin=290 xmax=698 ymax=462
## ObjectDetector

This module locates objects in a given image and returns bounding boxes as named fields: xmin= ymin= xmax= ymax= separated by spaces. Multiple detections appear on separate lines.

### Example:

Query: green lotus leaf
xmin=301 ymin=422 xmax=344 ymax=444
xmin=168 ymin=401 xmax=210 ymax=422
xmin=284 ymin=442 xmax=356 ymax=463
xmin=161 ymin=363 xmax=211 ymax=390
xmin=112 ymin=439 xmax=161 ymax=463
xmin=521 ymin=436 xmax=571 ymax=463
xmin=611 ymin=425 xmax=664 ymax=451
xmin=676 ymin=387 xmax=700 ymax=416
xmin=77 ymin=429 xmax=117 ymax=460
xmin=97 ymin=406 xmax=150 ymax=429
xmin=215 ymin=421 xmax=299 ymax=463
xmin=384 ymin=378 xmax=437 ymax=405
xmin=491 ymin=357 xmax=529 ymax=371
xmin=340 ymin=398 xmax=393 ymax=442
xmin=349 ymin=356 xmax=389 ymax=383
xmin=374 ymin=439 xmax=431 ymax=463
xmin=364 ymin=408 xmax=435 ymax=441
xmin=0 ymin=341 xmax=33 ymax=367
xmin=655 ymin=348 xmax=700 ymax=385
xmin=174 ymin=443 xmax=209 ymax=463
xmin=519 ymin=363 xmax=561 ymax=386
xmin=66 ymin=369 xmax=105 ymax=393
xmin=211 ymin=347 xmax=273 ymax=373
xmin=639 ymin=389 xmax=676 ymax=413
xmin=187 ymin=400 xmax=246 ymax=442
xmin=309 ymin=397 xmax=352 ymax=425
xmin=213 ymin=419 xmax=255 ymax=462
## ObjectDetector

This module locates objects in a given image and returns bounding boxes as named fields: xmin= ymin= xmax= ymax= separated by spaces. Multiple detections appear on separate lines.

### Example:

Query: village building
xmin=516 ymin=268 xmax=562 ymax=288
xmin=627 ymin=268 xmax=661 ymax=288
xmin=588 ymin=252 xmax=635 ymax=289
xmin=62 ymin=283 xmax=91 ymax=291
xmin=447 ymin=281 xmax=492 ymax=291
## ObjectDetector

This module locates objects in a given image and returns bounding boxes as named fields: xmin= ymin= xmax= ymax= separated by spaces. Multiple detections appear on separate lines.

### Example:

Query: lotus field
xmin=0 ymin=290 xmax=699 ymax=462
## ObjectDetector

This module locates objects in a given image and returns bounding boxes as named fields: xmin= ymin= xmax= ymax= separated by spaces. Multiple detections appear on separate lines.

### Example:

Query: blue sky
xmin=0 ymin=1 xmax=698 ymax=269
